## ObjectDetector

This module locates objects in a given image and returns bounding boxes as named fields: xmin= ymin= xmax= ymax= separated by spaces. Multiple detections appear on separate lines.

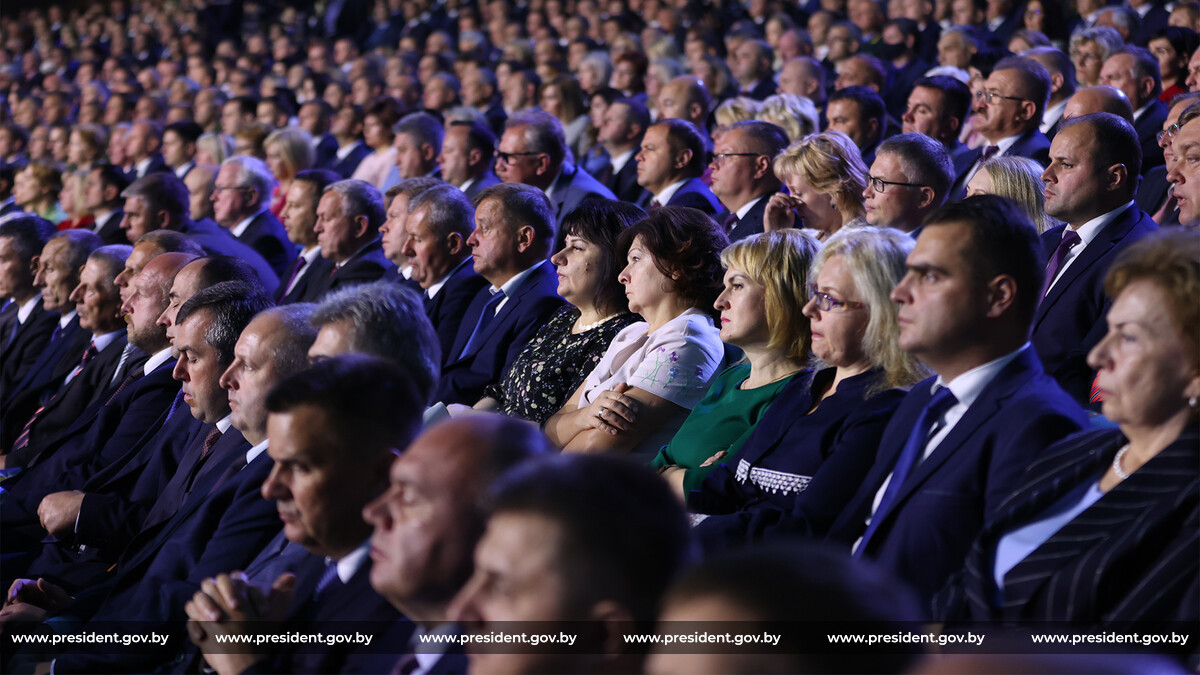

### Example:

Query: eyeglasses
xmin=494 ymin=150 xmax=543 ymax=165
xmin=1157 ymin=123 xmax=1182 ymax=143
xmin=212 ymin=185 xmax=251 ymax=194
xmin=711 ymin=152 xmax=765 ymax=166
xmin=974 ymin=91 xmax=1029 ymax=104
xmin=1070 ymin=50 xmax=1102 ymax=63
xmin=808 ymin=284 xmax=865 ymax=311
xmin=866 ymin=174 xmax=927 ymax=193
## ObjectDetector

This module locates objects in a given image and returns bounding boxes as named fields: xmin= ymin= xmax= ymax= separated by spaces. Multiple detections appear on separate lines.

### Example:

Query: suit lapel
xmin=1034 ymin=206 xmax=1138 ymax=328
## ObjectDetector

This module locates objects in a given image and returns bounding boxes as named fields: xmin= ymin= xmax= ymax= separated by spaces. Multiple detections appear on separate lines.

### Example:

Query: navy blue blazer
xmin=275 ymin=253 xmax=335 ymax=305
xmin=1032 ymin=204 xmax=1158 ymax=403
xmin=935 ymin=425 xmax=1198 ymax=625
xmin=234 ymin=210 xmax=297 ymax=281
xmin=1 ymin=313 xmax=87 ymax=409
xmin=548 ymin=162 xmax=617 ymax=229
xmin=600 ymin=151 xmax=650 ymax=204
xmin=1134 ymin=99 xmax=1168 ymax=171
xmin=740 ymin=78 xmax=776 ymax=101
xmin=692 ymin=368 xmax=905 ymax=552
xmin=1136 ymin=164 xmax=1170 ymax=215
xmin=92 ymin=209 xmax=128 ymax=246
xmin=663 ymin=177 xmax=723 ymax=216
xmin=425 ymin=256 xmax=489 ymax=367
xmin=313 ymin=133 xmax=340 ymax=170
xmin=463 ymin=170 xmax=500 ymax=201
xmin=298 ymin=238 xmax=396 ymax=303
xmin=437 ymin=261 xmax=566 ymax=405
xmin=184 ymin=218 xmax=281 ymax=297
xmin=826 ymin=348 xmax=1087 ymax=606
xmin=482 ymin=101 xmax=507 ymax=137
xmin=722 ymin=194 xmax=770 ymax=243
xmin=950 ymin=129 xmax=1051 ymax=200
xmin=331 ymin=140 xmax=372 ymax=178
xmin=132 ymin=153 xmax=171 ymax=179
xmin=0 ymin=297 xmax=58 ymax=405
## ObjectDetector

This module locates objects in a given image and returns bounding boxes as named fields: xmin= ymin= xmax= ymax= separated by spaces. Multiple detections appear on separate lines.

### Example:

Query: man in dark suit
xmin=83 ymin=164 xmax=130 ymax=246
xmin=440 ymin=119 xmax=500 ymax=201
xmin=298 ymin=100 xmax=340 ymax=170
xmin=711 ymin=121 xmax=790 ymax=242
xmin=276 ymin=169 xmax=339 ymax=304
xmin=0 ymin=216 xmax=57 ymax=404
xmin=329 ymin=103 xmax=372 ymax=178
xmin=595 ymin=98 xmax=651 ymax=204
xmin=301 ymin=179 xmax=395 ymax=302
xmin=902 ymin=76 xmax=977 ymax=179
xmin=1100 ymin=46 xmax=1168 ymax=171
xmin=121 ymin=171 xmax=280 ymax=297
xmin=635 ymin=119 xmax=721 ymax=215
xmin=162 ymin=121 xmax=201 ymax=180
xmin=1036 ymin=113 xmax=1159 ymax=403
xmin=951 ymin=56 xmax=1054 ymax=199
xmin=125 ymin=120 xmax=171 ymax=180
xmin=827 ymin=86 xmax=891 ymax=167
xmin=825 ymin=196 xmax=1087 ymax=605
xmin=183 ymin=355 xmax=423 ymax=675
xmin=1023 ymin=47 xmax=1076 ymax=141
xmin=362 ymin=416 xmax=552 ymax=674
xmin=731 ymin=39 xmax=777 ymax=100
xmin=212 ymin=156 xmax=296 ymax=280
xmin=496 ymin=110 xmax=616 ymax=230
xmin=463 ymin=65 xmax=507 ymax=137
xmin=437 ymin=183 xmax=565 ymax=405
xmin=401 ymin=185 xmax=489 ymax=363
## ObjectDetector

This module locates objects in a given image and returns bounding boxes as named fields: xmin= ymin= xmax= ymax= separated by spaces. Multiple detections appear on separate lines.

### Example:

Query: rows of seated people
xmin=0 ymin=0 xmax=1198 ymax=672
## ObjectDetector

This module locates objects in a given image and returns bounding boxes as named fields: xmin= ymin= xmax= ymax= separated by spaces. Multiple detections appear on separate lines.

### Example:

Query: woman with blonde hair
xmin=653 ymin=229 xmax=822 ymax=499
xmin=765 ymin=131 xmax=869 ymax=240
xmin=264 ymin=126 xmax=316 ymax=217
xmin=690 ymin=227 xmax=929 ymax=541
xmin=13 ymin=162 xmax=65 ymax=223
xmin=757 ymin=93 xmax=820 ymax=142
xmin=713 ymin=97 xmax=761 ymax=144
xmin=195 ymin=132 xmax=234 ymax=166
xmin=966 ymin=155 xmax=1056 ymax=233
xmin=56 ymin=170 xmax=94 ymax=230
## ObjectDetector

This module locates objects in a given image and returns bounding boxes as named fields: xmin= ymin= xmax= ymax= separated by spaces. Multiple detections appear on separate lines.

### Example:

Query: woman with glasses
xmin=1069 ymin=26 xmax=1123 ymax=88
xmin=689 ymin=228 xmax=929 ymax=548
xmin=764 ymin=132 xmax=868 ymax=241
xmin=652 ymin=230 xmax=820 ymax=501
xmin=545 ymin=207 xmax=728 ymax=459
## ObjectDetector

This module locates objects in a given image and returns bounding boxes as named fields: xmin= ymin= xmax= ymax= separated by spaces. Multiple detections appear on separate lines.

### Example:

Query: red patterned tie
xmin=12 ymin=341 xmax=100 ymax=451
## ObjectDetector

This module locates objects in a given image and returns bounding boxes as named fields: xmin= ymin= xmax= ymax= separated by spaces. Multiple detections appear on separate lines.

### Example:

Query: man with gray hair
xmin=309 ymin=280 xmax=441 ymax=404
xmin=393 ymin=111 xmax=444 ymax=180
xmin=303 ymin=179 xmax=395 ymax=302
xmin=863 ymin=132 xmax=955 ymax=234
xmin=211 ymin=156 xmax=295 ymax=281
xmin=496 ymin=110 xmax=616 ymax=228
xmin=402 ymin=184 xmax=488 ymax=361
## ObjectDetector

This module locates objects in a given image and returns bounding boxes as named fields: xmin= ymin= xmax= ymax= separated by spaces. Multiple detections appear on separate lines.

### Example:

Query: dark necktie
xmin=140 ymin=426 xmax=224 ymax=529
xmin=313 ymin=560 xmax=343 ymax=604
xmin=460 ymin=289 xmax=505 ymax=358
xmin=1041 ymin=229 xmax=1081 ymax=298
xmin=980 ymin=145 xmax=1000 ymax=162
xmin=648 ymin=198 xmax=662 ymax=213
xmin=13 ymin=341 xmax=100 ymax=450
xmin=283 ymin=256 xmax=308 ymax=295
xmin=856 ymin=387 xmax=958 ymax=556
xmin=63 ymin=340 xmax=100 ymax=386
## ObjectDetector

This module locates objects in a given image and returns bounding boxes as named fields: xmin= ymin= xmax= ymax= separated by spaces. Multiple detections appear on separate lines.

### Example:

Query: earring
xmin=1190 ymin=396 xmax=1198 ymax=409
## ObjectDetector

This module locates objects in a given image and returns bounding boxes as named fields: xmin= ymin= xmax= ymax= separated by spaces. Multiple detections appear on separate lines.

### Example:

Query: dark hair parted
xmin=922 ymin=195 xmax=1044 ymax=329
xmin=487 ymin=454 xmax=692 ymax=629
xmin=616 ymin=206 xmax=728 ymax=315
xmin=265 ymin=353 xmax=425 ymax=455
xmin=175 ymin=280 xmax=274 ymax=367
xmin=560 ymin=199 xmax=645 ymax=315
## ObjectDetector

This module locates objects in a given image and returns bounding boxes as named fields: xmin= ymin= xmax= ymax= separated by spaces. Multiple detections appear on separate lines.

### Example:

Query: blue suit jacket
xmin=1032 ymin=204 xmax=1158 ymax=402
xmin=425 ymin=256 xmax=489 ymax=366
xmin=1134 ymin=98 xmax=1168 ymax=171
xmin=331 ymin=140 xmax=372 ymax=178
xmin=722 ymin=194 xmax=769 ymax=242
xmin=664 ymin=177 xmax=723 ymax=216
xmin=298 ymin=238 xmax=396 ymax=303
xmin=463 ymin=170 xmax=500 ymax=201
xmin=547 ymin=162 xmax=617 ymax=229
xmin=1136 ymin=164 xmax=1170 ymax=215
xmin=184 ymin=219 xmax=281 ymax=297
xmin=275 ymin=253 xmax=335 ymax=305
xmin=935 ymin=425 xmax=1198 ymax=624
xmin=233 ymin=210 xmax=297 ymax=281
xmin=827 ymin=348 xmax=1087 ymax=607
xmin=92 ymin=209 xmax=128 ymax=246
xmin=437 ymin=261 xmax=565 ymax=405
xmin=313 ymin=133 xmax=340 ymax=170
xmin=1 ymin=314 xmax=87 ymax=410
xmin=950 ymin=129 xmax=1051 ymax=200
xmin=0 ymin=297 xmax=58 ymax=404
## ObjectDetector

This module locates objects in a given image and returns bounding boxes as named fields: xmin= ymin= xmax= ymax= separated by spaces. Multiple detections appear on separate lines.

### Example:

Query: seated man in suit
xmin=125 ymin=120 xmax=170 ymax=180
xmin=1 ymin=229 xmax=99 ymax=410
xmin=310 ymin=281 xmax=442 ymax=404
xmin=162 ymin=121 xmax=202 ymax=180
xmin=778 ymin=57 xmax=828 ymax=110
xmin=732 ymin=39 xmax=777 ymax=100
xmin=826 ymin=195 xmax=1087 ymax=605
xmin=329 ymin=103 xmax=372 ymax=178
xmin=826 ymin=86 xmax=889 ymax=167
xmin=595 ymin=98 xmax=651 ymax=204
xmin=1023 ymin=47 xmax=1076 ymax=140
xmin=710 ymin=120 xmax=790 ymax=242
xmin=393 ymin=111 xmax=444 ymax=180
xmin=298 ymin=100 xmax=340 ymax=170
xmin=462 ymin=65 xmax=507 ymax=136
xmin=952 ymin=56 xmax=1053 ymax=198
xmin=303 ymin=179 xmax=395 ymax=302
xmin=437 ymin=183 xmax=566 ymax=405
xmin=1037 ymin=113 xmax=1159 ymax=403
xmin=449 ymin=454 xmax=692 ymax=674
xmin=1100 ymin=46 xmax=1168 ymax=172
xmin=184 ymin=355 xmax=421 ymax=675
xmin=902 ymin=76 xmax=976 ymax=179
xmin=379 ymin=177 xmax=444 ymax=285
xmin=657 ymin=76 xmax=714 ymax=154
xmin=360 ymin=415 xmax=552 ymax=673
xmin=276 ymin=169 xmax=338 ymax=304
xmin=863 ymin=132 xmax=955 ymax=234
xmin=0 ymin=217 xmax=59 ymax=397
xmin=1061 ymin=85 xmax=1135 ymax=124
xmin=1167 ymin=109 xmax=1200 ymax=228
xmin=439 ymin=119 xmax=499 ymax=200
xmin=125 ymin=171 xmax=280 ymax=296
xmin=82 ymin=164 xmax=130 ymax=245
xmin=402 ymin=184 xmax=488 ymax=364
xmin=212 ymin=156 xmax=296 ymax=280
xmin=496 ymin=110 xmax=616 ymax=229
xmin=635 ymin=119 xmax=721 ymax=215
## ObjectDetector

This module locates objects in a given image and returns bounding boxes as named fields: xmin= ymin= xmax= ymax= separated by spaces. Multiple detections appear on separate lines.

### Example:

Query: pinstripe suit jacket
xmin=934 ymin=425 xmax=1199 ymax=624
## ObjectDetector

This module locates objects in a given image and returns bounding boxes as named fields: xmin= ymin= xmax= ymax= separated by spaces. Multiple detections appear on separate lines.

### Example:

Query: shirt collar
xmin=336 ymin=238 xmax=377 ymax=268
xmin=230 ymin=209 xmax=267 ymax=238
xmin=135 ymin=156 xmax=153 ymax=174
xmin=933 ymin=343 xmax=1030 ymax=410
xmin=427 ymin=256 xmax=472 ymax=299
xmin=654 ymin=179 xmax=689 ymax=206
xmin=58 ymin=308 xmax=77 ymax=329
xmin=143 ymin=346 xmax=174 ymax=375
xmin=174 ymin=160 xmax=194 ymax=178
xmin=90 ymin=329 xmax=123 ymax=354
xmin=329 ymin=541 xmax=371 ymax=584
xmin=246 ymin=438 xmax=269 ymax=464
xmin=215 ymin=413 xmax=233 ymax=434
xmin=736 ymin=194 xmax=767 ymax=221
xmin=336 ymin=140 xmax=363 ymax=160
xmin=16 ymin=293 xmax=41 ymax=324
xmin=302 ymin=245 xmax=323 ymax=263
xmin=459 ymin=176 xmax=475 ymax=193
xmin=1070 ymin=201 xmax=1134 ymax=243
xmin=495 ymin=259 xmax=546 ymax=297
xmin=609 ymin=148 xmax=636 ymax=175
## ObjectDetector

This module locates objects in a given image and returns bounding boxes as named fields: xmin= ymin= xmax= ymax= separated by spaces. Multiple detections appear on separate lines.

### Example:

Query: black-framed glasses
xmin=808 ymin=283 xmax=865 ymax=311
xmin=1157 ymin=123 xmax=1182 ymax=143
xmin=494 ymin=150 xmax=544 ymax=165
xmin=866 ymin=175 xmax=927 ymax=193
xmin=711 ymin=152 xmax=765 ymax=166
xmin=974 ymin=90 xmax=1029 ymax=104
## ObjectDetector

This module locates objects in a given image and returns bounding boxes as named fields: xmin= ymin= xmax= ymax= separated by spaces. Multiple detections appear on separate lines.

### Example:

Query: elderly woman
xmin=13 ymin=163 xmax=65 ymax=223
xmin=475 ymin=200 xmax=643 ymax=424
xmin=1069 ymin=26 xmax=1123 ymax=88
xmin=691 ymin=227 xmax=928 ymax=545
xmin=264 ymin=126 xmax=316 ymax=218
xmin=765 ymin=131 xmax=869 ymax=240
xmin=653 ymin=230 xmax=821 ymax=500
xmin=935 ymin=230 xmax=1199 ymax=624
xmin=966 ymin=156 xmax=1056 ymax=233
xmin=545 ymin=207 xmax=728 ymax=458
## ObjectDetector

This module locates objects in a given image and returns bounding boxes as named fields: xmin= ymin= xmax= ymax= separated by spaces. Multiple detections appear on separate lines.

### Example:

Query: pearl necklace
xmin=576 ymin=314 xmax=618 ymax=332
xmin=1112 ymin=444 xmax=1132 ymax=480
